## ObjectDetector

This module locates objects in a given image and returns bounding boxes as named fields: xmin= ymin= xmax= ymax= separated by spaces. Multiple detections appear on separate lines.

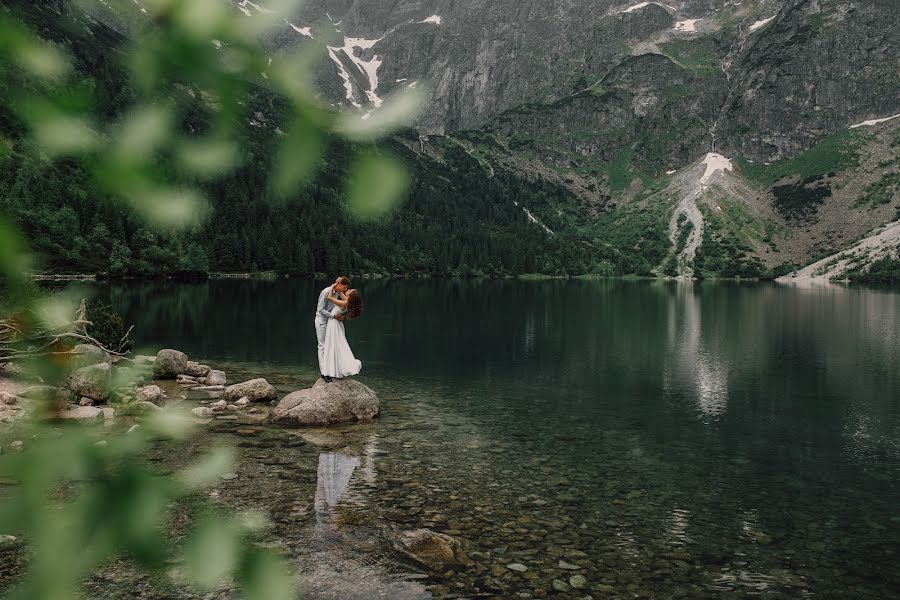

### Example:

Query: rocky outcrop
xmin=272 ymin=378 xmax=379 ymax=427
xmin=184 ymin=361 xmax=210 ymax=378
xmin=58 ymin=405 xmax=103 ymax=422
xmin=67 ymin=363 xmax=111 ymax=402
xmin=153 ymin=349 xmax=188 ymax=378
xmin=224 ymin=378 xmax=277 ymax=403
xmin=135 ymin=385 xmax=163 ymax=406
xmin=392 ymin=529 xmax=472 ymax=572
xmin=205 ymin=370 xmax=227 ymax=386
xmin=71 ymin=344 xmax=110 ymax=369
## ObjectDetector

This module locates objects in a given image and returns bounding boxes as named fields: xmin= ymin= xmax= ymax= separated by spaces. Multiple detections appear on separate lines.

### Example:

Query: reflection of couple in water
xmin=314 ymin=276 xmax=364 ymax=383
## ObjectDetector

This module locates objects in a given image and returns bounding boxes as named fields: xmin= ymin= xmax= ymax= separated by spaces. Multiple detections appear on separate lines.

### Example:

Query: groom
xmin=315 ymin=276 xmax=350 ymax=383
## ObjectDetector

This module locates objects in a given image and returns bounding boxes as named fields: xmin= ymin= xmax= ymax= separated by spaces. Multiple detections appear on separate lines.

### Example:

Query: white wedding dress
xmin=321 ymin=305 xmax=362 ymax=378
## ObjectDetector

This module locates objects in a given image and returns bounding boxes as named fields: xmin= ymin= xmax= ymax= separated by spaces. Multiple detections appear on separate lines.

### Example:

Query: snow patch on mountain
xmin=850 ymin=113 xmax=900 ymax=129
xmin=620 ymin=2 xmax=677 ymax=14
xmin=420 ymin=15 xmax=442 ymax=25
xmin=674 ymin=19 xmax=701 ymax=32
xmin=523 ymin=208 xmax=554 ymax=235
xmin=327 ymin=47 xmax=361 ymax=109
xmin=236 ymin=1 xmax=271 ymax=17
xmin=327 ymin=37 xmax=385 ymax=109
xmin=287 ymin=21 xmax=313 ymax=38
xmin=667 ymin=153 xmax=735 ymax=278
xmin=748 ymin=16 xmax=775 ymax=32
xmin=699 ymin=153 xmax=734 ymax=185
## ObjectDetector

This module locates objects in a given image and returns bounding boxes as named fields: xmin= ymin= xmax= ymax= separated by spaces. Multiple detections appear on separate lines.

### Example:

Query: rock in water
xmin=224 ymin=378 xmax=277 ymax=403
xmin=271 ymin=378 xmax=379 ymax=427
xmin=393 ymin=529 xmax=471 ymax=572
xmin=191 ymin=407 xmax=214 ymax=419
xmin=205 ymin=370 xmax=227 ymax=386
xmin=71 ymin=344 xmax=110 ymax=369
xmin=153 ymin=349 xmax=188 ymax=378
xmin=67 ymin=363 xmax=111 ymax=402
xmin=136 ymin=385 xmax=164 ymax=405
xmin=184 ymin=361 xmax=211 ymax=377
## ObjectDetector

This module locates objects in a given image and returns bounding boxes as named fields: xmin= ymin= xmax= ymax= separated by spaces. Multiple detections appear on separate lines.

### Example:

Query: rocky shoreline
xmin=0 ymin=345 xmax=381 ymax=429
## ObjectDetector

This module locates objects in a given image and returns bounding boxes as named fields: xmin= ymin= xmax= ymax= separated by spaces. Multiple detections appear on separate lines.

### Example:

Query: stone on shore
xmin=224 ymin=378 xmax=277 ymax=403
xmin=205 ymin=370 xmax=227 ymax=386
xmin=191 ymin=407 xmax=214 ymax=419
xmin=59 ymin=405 xmax=103 ymax=422
xmin=271 ymin=378 xmax=379 ymax=427
xmin=67 ymin=363 xmax=111 ymax=402
xmin=153 ymin=349 xmax=188 ymax=378
xmin=184 ymin=361 xmax=211 ymax=378
xmin=0 ymin=392 xmax=18 ymax=405
xmin=136 ymin=385 xmax=164 ymax=406
xmin=71 ymin=344 xmax=110 ymax=369
xmin=393 ymin=529 xmax=471 ymax=572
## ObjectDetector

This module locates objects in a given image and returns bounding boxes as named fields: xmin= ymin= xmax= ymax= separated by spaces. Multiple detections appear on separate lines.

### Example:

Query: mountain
xmin=2 ymin=0 xmax=899 ymax=281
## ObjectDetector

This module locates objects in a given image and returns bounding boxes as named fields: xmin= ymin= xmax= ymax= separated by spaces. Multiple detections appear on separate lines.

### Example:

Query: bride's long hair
xmin=346 ymin=290 xmax=363 ymax=319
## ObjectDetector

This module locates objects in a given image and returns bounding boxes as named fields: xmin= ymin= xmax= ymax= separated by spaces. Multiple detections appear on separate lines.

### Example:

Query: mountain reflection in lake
xmin=73 ymin=278 xmax=900 ymax=599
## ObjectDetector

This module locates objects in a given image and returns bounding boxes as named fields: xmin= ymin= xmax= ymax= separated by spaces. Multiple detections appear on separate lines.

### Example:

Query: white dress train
xmin=321 ymin=305 xmax=362 ymax=378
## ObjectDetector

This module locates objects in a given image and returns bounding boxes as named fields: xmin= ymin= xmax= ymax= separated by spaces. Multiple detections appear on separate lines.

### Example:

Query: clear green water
xmin=85 ymin=279 xmax=899 ymax=599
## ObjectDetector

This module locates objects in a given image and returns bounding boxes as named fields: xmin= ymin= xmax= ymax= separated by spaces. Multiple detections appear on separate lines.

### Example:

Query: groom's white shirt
xmin=315 ymin=286 xmax=338 ymax=373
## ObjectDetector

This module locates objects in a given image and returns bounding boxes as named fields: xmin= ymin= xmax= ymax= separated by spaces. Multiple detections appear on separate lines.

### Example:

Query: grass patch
xmin=737 ymin=130 xmax=868 ymax=185
xmin=854 ymin=172 xmax=900 ymax=208
xmin=659 ymin=40 xmax=721 ymax=75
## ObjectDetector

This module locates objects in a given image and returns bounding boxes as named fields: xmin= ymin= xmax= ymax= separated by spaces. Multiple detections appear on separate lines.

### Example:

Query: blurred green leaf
xmin=32 ymin=114 xmax=98 ymax=157
xmin=116 ymin=104 xmax=173 ymax=161
xmin=173 ymin=0 xmax=230 ymax=39
xmin=336 ymin=87 xmax=425 ymax=141
xmin=128 ymin=186 xmax=209 ymax=228
xmin=16 ymin=41 xmax=70 ymax=80
xmin=182 ymin=514 xmax=239 ymax=590
xmin=345 ymin=151 xmax=410 ymax=221
xmin=241 ymin=550 xmax=295 ymax=600
xmin=177 ymin=138 xmax=240 ymax=176
xmin=272 ymin=118 xmax=323 ymax=197
xmin=177 ymin=445 xmax=235 ymax=490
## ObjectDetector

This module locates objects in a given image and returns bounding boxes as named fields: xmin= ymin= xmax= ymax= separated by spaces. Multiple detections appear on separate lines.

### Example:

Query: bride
xmin=321 ymin=288 xmax=363 ymax=380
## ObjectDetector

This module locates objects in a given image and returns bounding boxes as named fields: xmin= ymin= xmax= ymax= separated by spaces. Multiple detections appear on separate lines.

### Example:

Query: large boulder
xmin=153 ymin=349 xmax=188 ymax=378
xmin=184 ymin=361 xmax=211 ymax=378
xmin=135 ymin=385 xmax=163 ymax=406
xmin=67 ymin=363 xmax=111 ymax=402
xmin=205 ymin=370 xmax=227 ymax=386
xmin=58 ymin=405 xmax=103 ymax=422
xmin=224 ymin=378 xmax=277 ymax=403
xmin=392 ymin=529 xmax=472 ymax=572
xmin=271 ymin=378 xmax=379 ymax=427
xmin=71 ymin=344 xmax=110 ymax=369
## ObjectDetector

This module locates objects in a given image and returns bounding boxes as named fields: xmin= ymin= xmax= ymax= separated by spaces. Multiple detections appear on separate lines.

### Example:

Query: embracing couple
xmin=314 ymin=276 xmax=364 ymax=383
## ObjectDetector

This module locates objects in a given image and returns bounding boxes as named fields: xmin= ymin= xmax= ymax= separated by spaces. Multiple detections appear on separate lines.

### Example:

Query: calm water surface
xmin=84 ymin=279 xmax=900 ymax=599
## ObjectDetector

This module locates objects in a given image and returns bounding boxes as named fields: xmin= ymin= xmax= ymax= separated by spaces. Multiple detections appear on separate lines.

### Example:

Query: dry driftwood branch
xmin=0 ymin=299 xmax=133 ymax=363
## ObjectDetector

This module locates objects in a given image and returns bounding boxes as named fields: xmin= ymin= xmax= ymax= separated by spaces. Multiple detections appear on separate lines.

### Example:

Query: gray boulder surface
xmin=67 ymin=363 xmax=111 ymax=402
xmin=58 ymin=405 xmax=103 ymax=422
xmin=272 ymin=378 xmax=379 ymax=427
xmin=153 ymin=349 xmax=188 ymax=378
xmin=71 ymin=344 xmax=110 ymax=369
xmin=135 ymin=384 xmax=164 ymax=405
xmin=205 ymin=370 xmax=227 ymax=386
xmin=224 ymin=378 xmax=277 ymax=403
xmin=184 ymin=361 xmax=211 ymax=378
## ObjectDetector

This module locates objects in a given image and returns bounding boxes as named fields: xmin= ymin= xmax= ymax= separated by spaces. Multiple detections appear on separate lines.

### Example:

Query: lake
xmin=79 ymin=278 xmax=900 ymax=599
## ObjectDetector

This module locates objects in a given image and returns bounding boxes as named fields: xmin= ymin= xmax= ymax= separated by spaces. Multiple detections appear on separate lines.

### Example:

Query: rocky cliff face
xmin=255 ymin=0 xmax=897 ymax=161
